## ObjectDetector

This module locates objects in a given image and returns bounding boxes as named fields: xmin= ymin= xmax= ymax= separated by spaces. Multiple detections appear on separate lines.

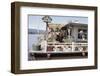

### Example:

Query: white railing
xmin=29 ymin=42 xmax=88 ymax=53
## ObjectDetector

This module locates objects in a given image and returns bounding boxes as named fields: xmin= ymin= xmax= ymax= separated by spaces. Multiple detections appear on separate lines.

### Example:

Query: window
xmin=78 ymin=29 xmax=87 ymax=40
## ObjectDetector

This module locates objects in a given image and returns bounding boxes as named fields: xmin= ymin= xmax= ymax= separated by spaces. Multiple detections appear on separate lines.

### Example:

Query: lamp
xmin=42 ymin=16 xmax=52 ymax=40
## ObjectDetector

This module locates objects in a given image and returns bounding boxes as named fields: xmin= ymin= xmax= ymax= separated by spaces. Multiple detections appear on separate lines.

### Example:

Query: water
xmin=28 ymin=34 xmax=44 ymax=50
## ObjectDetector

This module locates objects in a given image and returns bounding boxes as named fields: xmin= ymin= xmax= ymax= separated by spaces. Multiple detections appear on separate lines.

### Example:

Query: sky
xmin=28 ymin=15 xmax=88 ymax=30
